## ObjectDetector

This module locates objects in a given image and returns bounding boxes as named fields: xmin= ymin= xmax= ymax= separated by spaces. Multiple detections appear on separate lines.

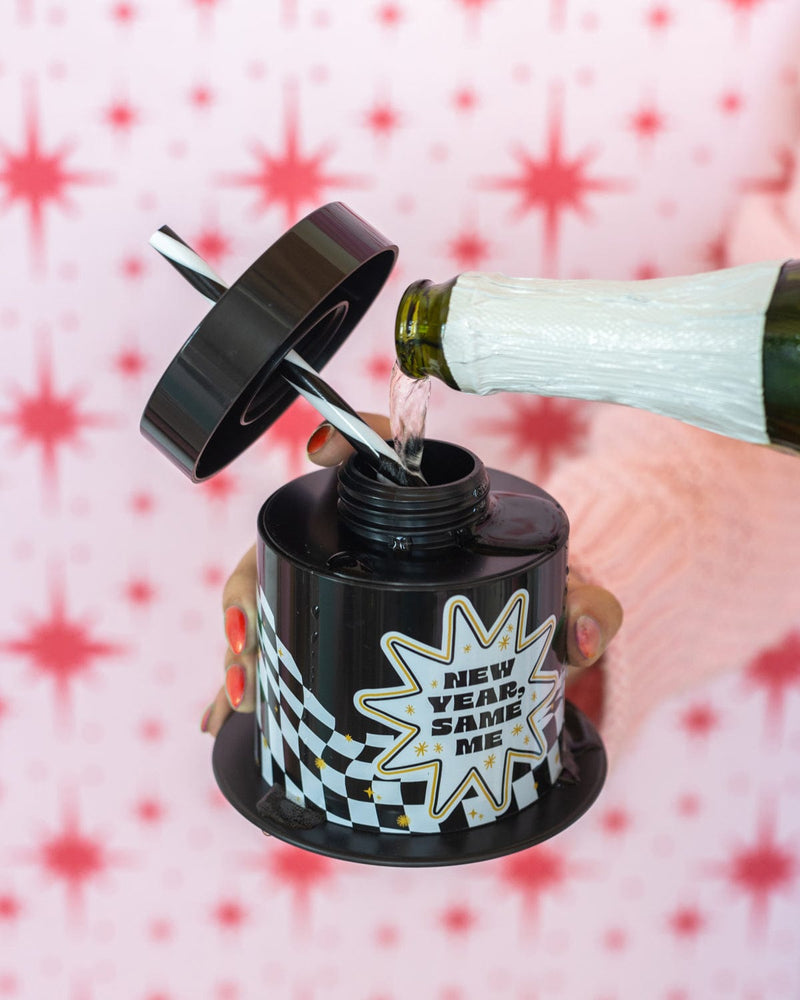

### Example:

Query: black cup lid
xmin=140 ymin=203 xmax=398 ymax=481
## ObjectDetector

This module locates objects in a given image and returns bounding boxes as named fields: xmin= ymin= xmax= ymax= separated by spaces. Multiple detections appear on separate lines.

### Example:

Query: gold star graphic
xmin=414 ymin=741 xmax=428 ymax=757
xmin=405 ymin=704 xmax=415 ymax=715
xmin=434 ymin=742 xmax=444 ymax=754
xmin=314 ymin=757 xmax=326 ymax=770
xmin=397 ymin=814 xmax=410 ymax=828
xmin=484 ymin=754 xmax=496 ymax=769
xmin=499 ymin=635 xmax=510 ymax=650
xmin=431 ymin=679 xmax=438 ymax=689
xmin=512 ymin=723 xmax=523 ymax=736
xmin=463 ymin=644 xmax=472 ymax=653
xmin=364 ymin=786 xmax=374 ymax=798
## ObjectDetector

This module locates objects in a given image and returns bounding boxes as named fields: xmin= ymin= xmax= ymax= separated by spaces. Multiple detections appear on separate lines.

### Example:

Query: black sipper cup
xmin=141 ymin=203 xmax=606 ymax=866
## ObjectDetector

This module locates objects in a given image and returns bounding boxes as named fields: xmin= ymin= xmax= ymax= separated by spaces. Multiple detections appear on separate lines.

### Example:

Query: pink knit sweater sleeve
xmin=548 ymin=408 xmax=800 ymax=764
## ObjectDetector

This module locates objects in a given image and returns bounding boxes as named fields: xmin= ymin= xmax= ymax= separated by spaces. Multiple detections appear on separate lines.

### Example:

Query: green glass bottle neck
xmin=764 ymin=260 xmax=800 ymax=452
xmin=395 ymin=278 xmax=460 ymax=389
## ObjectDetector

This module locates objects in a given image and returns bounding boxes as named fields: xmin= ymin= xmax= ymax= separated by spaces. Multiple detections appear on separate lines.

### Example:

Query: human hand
xmin=201 ymin=415 xmax=623 ymax=736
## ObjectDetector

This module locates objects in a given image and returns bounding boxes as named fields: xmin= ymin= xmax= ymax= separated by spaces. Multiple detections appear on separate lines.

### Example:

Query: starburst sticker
xmin=356 ymin=590 xmax=561 ymax=822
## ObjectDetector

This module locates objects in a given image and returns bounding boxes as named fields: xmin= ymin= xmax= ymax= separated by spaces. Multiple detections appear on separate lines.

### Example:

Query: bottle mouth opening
xmin=337 ymin=440 xmax=490 ymax=549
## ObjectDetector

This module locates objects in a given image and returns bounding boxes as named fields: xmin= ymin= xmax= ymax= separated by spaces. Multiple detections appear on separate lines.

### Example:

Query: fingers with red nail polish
xmin=224 ymin=605 xmax=247 ymax=655
xmin=306 ymin=421 xmax=334 ymax=455
xmin=306 ymin=413 xmax=392 ymax=467
xmin=200 ymin=687 xmax=233 ymax=737
xmin=225 ymin=663 xmax=247 ymax=709
xmin=564 ymin=577 xmax=623 ymax=682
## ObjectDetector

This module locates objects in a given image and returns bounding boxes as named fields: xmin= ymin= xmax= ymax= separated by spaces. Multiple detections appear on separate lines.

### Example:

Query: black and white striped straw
xmin=149 ymin=226 xmax=426 ymax=487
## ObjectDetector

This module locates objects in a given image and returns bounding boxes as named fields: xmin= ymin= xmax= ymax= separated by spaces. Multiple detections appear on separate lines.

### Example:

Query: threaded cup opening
xmin=337 ymin=440 xmax=490 ymax=549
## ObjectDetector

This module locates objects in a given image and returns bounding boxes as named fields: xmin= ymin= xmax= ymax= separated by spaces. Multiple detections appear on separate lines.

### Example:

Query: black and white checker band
xmin=254 ymin=587 xmax=563 ymax=835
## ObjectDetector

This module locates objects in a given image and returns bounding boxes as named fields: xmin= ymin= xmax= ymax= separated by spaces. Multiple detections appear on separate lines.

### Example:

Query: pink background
xmin=2 ymin=2 xmax=800 ymax=999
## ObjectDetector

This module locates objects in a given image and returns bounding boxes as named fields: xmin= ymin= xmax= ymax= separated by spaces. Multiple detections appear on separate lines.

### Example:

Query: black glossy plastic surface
xmin=212 ymin=701 xmax=606 ymax=866
xmin=140 ymin=203 xmax=397 ymax=481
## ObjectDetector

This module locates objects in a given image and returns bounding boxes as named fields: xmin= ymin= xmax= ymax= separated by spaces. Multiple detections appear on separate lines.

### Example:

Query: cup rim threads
xmin=336 ymin=439 xmax=490 ymax=549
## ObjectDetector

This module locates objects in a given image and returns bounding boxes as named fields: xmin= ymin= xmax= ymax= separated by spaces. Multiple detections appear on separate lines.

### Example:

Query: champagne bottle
xmin=395 ymin=259 xmax=800 ymax=453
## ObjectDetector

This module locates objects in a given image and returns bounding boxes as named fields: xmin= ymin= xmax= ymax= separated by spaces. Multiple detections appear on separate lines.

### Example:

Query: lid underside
xmin=140 ymin=203 xmax=398 ymax=481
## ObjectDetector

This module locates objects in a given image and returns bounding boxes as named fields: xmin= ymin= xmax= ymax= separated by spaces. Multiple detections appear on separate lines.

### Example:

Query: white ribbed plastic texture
xmin=443 ymin=261 xmax=784 ymax=444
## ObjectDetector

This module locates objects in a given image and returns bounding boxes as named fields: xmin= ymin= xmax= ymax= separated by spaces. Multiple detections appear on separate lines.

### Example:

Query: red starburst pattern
xmin=189 ymin=84 xmax=215 ymax=109
xmin=0 ymin=894 xmax=21 ymax=922
xmin=363 ymin=100 xmax=402 ymax=141
xmin=223 ymin=84 xmax=366 ymax=224
xmin=201 ymin=564 xmax=225 ymax=589
xmin=646 ymin=4 xmax=673 ymax=29
xmin=481 ymin=87 xmax=628 ymax=273
xmin=440 ymin=903 xmax=477 ymax=935
xmin=600 ymin=806 xmax=631 ymax=835
xmin=446 ymin=228 xmax=491 ymax=270
xmin=130 ymin=491 xmax=155 ymax=515
xmin=200 ymin=469 xmax=238 ymax=504
xmin=258 ymin=396 xmax=321 ymax=478
xmin=257 ymin=842 xmax=335 ymax=919
xmin=720 ymin=0 xmax=769 ymax=13
xmin=602 ymin=926 xmax=627 ymax=951
xmin=192 ymin=226 xmax=232 ymax=265
xmin=746 ymin=632 xmax=800 ymax=736
xmin=212 ymin=899 xmax=248 ymax=930
xmin=452 ymin=87 xmax=478 ymax=113
xmin=1 ymin=571 xmax=124 ymax=717
xmin=134 ymin=798 xmax=165 ymax=824
xmin=102 ymin=99 xmax=139 ymax=134
xmin=679 ymin=702 xmax=719 ymax=739
xmin=628 ymin=103 xmax=667 ymax=147
xmin=720 ymin=90 xmax=744 ymax=114
xmin=149 ymin=917 xmax=173 ymax=941
xmin=0 ymin=86 xmax=105 ymax=260
xmin=676 ymin=793 xmax=701 ymax=818
xmin=110 ymin=2 xmax=137 ymax=22
xmin=364 ymin=353 xmax=393 ymax=384
xmin=0 ymin=341 xmax=112 ymax=495
xmin=667 ymin=904 xmax=706 ymax=939
xmin=550 ymin=0 xmax=567 ymax=30
xmin=495 ymin=845 xmax=571 ymax=917
xmin=139 ymin=718 xmax=164 ymax=742
xmin=124 ymin=576 xmax=157 ymax=607
xmin=121 ymin=255 xmax=145 ymax=279
xmin=375 ymin=924 xmax=399 ymax=946
xmin=711 ymin=808 xmax=798 ymax=933
xmin=483 ymin=396 xmax=590 ymax=479
xmin=376 ymin=3 xmax=403 ymax=26
xmin=112 ymin=346 xmax=148 ymax=380
xmin=455 ymin=0 xmax=495 ymax=22
xmin=26 ymin=800 xmax=120 ymax=915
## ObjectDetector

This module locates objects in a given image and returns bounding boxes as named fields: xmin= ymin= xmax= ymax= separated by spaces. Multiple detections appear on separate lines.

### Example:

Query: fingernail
xmin=307 ymin=422 xmax=333 ymax=455
xmin=575 ymin=615 xmax=602 ymax=661
xmin=225 ymin=664 xmax=246 ymax=709
xmin=200 ymin=703 xmax=214 ymax=733
xmin=224 ymin=606 xmax=247 ymax=655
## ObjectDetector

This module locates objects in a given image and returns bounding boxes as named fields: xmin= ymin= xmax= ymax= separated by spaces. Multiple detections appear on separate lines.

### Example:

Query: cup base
xmin=212 ymin=701 xmax=607 ymax=867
